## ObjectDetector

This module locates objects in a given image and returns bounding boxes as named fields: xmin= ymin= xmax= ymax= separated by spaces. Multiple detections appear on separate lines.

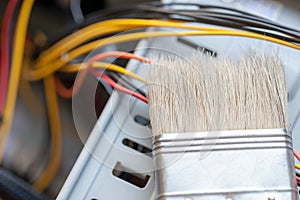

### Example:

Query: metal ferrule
xmin=153 ymin=129 xmax=297 ymax=200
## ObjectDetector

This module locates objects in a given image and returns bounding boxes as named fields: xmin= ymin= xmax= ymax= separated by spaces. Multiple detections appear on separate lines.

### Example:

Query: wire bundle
xmin=1 ymin=0 xmax=300 ymax=197
xmin=29 ymin=18 xmax=300 ymax=81
xmin=140 ymin=2 xmax=300 ymax=43
xmin=55 ymin=51 xmax=149 ymax=102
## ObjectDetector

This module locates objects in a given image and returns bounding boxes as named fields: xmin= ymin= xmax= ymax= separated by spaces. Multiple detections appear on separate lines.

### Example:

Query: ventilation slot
xmin=112 ymin=162 xmax=150 ymax=188
xmin=134 ymin=115 xmax=151 ymax=127
xmin=122 ymin=138 xmax=152 ymax=157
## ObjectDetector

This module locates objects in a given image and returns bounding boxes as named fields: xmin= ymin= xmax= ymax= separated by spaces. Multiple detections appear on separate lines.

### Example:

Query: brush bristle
xmin=147 ymin=52 xmax=288 ymax=137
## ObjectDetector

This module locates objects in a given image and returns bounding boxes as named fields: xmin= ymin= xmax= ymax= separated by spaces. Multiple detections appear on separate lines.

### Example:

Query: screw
xmin=268 ymin=197 xmax=275 ymax=200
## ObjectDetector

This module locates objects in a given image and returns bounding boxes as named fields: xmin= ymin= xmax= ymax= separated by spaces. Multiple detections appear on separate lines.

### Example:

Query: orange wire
xmin=294 ymin=149 xmax=300 ymax=161
xmin=55 ymin=51 xmax=150 ymax=98
xmin=55 ymin=76 xmax=73 ymax=98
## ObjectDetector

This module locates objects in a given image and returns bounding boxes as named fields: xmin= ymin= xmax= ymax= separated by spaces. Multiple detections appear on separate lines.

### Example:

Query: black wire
xmin=168 ymin=13 xmax=299 ymax=44
xmin=296 ymin=172 xmax=300 ymax=190
xmin=40 ymin=2 xmax=300 ymax=54
xmin=147 ymin=1 xmax=265 ymax=18
xmin=148 ymin=1 xmax=300 ymax=35
xmin=172 ymin=15 xmax=300 ymax=44
xmin=189 ymin=9 xmax=300 ymax=36
xmin=240 ymin=27 xmax=300 ymax=44
xmin=139 ymin=5 xmax=300 ymax=41
xmin=36 ymin=4 xmax=246 ymax=42
xmin=191 ymin=11 xmax=300 ymax=37
xmin=295 ymin=172 xmax=300 ymax=189
xmin=108 ymin=72 xmax=146 ymax=97
xmin=146 ymin=12 xmax=300 ymax=44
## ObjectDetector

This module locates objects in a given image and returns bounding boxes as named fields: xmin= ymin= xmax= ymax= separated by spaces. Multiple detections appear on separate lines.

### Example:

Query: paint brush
xmin=147 ymin=52 xmax=296 ymax=199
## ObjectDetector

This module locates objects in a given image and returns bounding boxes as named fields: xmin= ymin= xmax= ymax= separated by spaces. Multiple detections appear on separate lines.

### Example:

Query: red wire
xmin=296 ymin=176 xmax=300 ymax=182
xmin=0 ymin=0 xmax=18 ymax=115
xmin=55 ymin=51 xmax=150 ymax=98
xmin=92 ymin=70 xmax=148 ymax=103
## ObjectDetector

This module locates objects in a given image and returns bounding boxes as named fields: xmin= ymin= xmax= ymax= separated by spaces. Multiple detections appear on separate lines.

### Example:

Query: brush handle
xmin=153 ymin=129 xmax=297 ymax=200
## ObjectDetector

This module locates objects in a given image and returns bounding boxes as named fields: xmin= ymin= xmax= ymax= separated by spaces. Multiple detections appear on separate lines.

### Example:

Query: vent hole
xmin=122 ymin=138 xmax=152 ymax=157
xmin=112 ymin=162 xmax=150 ymax=188
xmin=134 ymin=115 xmax=151 ymax=127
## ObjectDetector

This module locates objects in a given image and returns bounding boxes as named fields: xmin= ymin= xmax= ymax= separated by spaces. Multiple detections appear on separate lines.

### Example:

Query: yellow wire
xmin=295 ymin=163 xmax=300 ymax=170
xmin=33 ymin=74 xmax=62 ymax=191
xmin=0 ymin=0 xmax=60 ymax=190
xmin=0 ymin=0 xmax=34 ymax=162
xmin=59 ymin=62 xmax=146 ymax=83
xmin=28 ymin=30 xmax=300 ymax=80
xmin=35 ymin=19 xmax=224 ymax=67
xmin=35 ymin=26 xmax=130 ymax=68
